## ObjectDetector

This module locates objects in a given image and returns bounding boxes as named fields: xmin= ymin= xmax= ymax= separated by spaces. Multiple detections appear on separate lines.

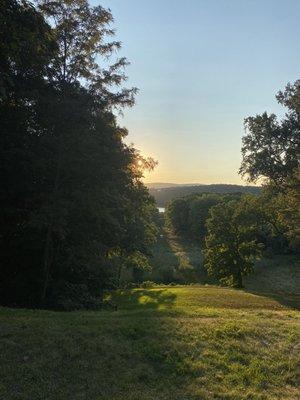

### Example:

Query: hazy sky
xmin=94 ymin=0 xmax=300 ymax=184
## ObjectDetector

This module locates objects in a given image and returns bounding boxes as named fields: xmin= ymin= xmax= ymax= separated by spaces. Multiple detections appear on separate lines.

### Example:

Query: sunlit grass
xmin=1 ymin=284 xmax=299 ymax=399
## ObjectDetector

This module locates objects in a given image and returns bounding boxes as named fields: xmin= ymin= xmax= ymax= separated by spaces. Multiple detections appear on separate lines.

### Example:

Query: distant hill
xmin=146 ymin=182 xmax=199 ymax=189
xmin=145 ymin=182 xmax=210 ymax=189
xmin=149 ymin=183 xmax=261 ymax=206
xmin=146 ymin=182 xmax=182 ymax=189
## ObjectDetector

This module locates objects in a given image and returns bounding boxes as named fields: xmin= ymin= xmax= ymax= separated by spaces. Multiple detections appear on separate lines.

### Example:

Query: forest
xmin=0 ymin=1 xmax=299 ymax=399
xmin=149 ymin=183 xmax=261 ymax=207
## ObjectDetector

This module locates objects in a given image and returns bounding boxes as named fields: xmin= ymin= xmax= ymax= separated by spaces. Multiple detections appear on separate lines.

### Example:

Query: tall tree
xmin=239 ymin=81 xmax=300 ymax=251
xmin=239 ymin=81 xmax=300 ymax=188
xmin=35 ymin=0 xmax=139 ymax=302
xmin=0 ymin=0 xmax=57 ymax=306
xmin=37 ymin=0 xmax=137 ymax=107
xmin=0 ymin=0 xmax=158 ymax=309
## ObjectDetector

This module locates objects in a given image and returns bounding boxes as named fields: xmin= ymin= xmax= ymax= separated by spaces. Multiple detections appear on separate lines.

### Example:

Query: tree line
xmin=166 ymin=81 xmax=299 ymax=287
xmin=0 ymin=0 xmax=158 ymax=309
xmin=150 ymin=184 xmax=261 ymax=207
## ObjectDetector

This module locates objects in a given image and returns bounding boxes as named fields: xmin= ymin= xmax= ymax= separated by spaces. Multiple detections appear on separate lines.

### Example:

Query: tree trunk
xmin=41 ymin=116 xmax=63 ymax=305
xmin=41 ymin=33 xmax=68 ymax=305
xmin=41 ymin=223 xmax=53 ymax=303
xmin=117 ymin=262 xmax=123 ymax=288
xmin=235 ymin=269 xmax=243 ymax=288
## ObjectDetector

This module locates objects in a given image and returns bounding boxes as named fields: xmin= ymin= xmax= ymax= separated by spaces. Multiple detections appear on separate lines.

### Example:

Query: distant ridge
xmin=148 ymin=183 xmax=261 ymax=206
xmin=146 ymin=182 xmax=201 ymax=189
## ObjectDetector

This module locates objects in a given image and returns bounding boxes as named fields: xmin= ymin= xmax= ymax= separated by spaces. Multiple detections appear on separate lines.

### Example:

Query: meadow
xmin=1 ymin=281 xmax=299 ymax=400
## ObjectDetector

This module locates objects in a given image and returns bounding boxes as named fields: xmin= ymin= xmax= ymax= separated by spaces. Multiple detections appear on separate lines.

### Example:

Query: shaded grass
xmin=147 ymin=218 xmax=205 ymax=283
xmin=1 ymin=285 xmax=299 ymax=399
xmin=244 ymin=255 xmax=300 ymax=309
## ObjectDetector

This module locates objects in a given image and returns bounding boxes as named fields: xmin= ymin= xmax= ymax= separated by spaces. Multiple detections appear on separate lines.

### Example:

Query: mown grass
xmin=1 ymin=285 xmax=299 ymax=399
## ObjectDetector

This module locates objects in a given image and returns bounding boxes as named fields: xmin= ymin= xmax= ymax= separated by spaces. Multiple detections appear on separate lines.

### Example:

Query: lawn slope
xmin=1 ymin=286 xmax=299 ymax=400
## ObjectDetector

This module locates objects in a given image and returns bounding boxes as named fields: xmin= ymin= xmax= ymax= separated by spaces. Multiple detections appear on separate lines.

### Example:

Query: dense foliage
xmin=0 ymin=0 xmax=158 ymax=309
xmin=240 ymin=81 xmax=300 ymax=188
xmin=165 ymin=193 xmax=242 ymax=241
xmin=204 ymin=197 xmax=263 ymax=287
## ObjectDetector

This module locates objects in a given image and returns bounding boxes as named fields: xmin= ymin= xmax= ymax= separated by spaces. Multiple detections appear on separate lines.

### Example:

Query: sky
xmin=93 ymin=0 xmax=300 ymax=184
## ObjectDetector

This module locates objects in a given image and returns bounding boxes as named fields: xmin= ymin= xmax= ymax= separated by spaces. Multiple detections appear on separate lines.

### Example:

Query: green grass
xmin=1 ymin=285 xmax=299 ymax=399
xmin=146 ymin=220 xmax=205 ymax=283
xmin=244 ymin=255 xmax=300 ymax=308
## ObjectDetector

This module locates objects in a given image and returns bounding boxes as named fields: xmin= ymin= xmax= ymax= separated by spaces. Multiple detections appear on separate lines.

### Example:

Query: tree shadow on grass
xmin=148 ymin=215 xmax=208 ymax=284
xmin=99 ymin=288 xmax=197 ymax=399
xmin=109 ymin=288 xmax=177 ymax=312
xmin=1 ymin=288 xmax=194 ymax=400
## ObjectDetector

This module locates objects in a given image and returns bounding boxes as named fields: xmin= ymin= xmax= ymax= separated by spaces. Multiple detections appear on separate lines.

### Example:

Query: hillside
xmin=145 ymin=216 xmax=300 ymax=309
xmin=149 ymin=184 xmax=261 ymax=206
xmin=1 ymin=281 xmax=299 ymax=399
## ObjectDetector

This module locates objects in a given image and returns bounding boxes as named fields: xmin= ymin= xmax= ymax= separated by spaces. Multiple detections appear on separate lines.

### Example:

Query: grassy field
xmin=1 ymin=284 xmax=299 ymax=400
xmin=146 ymin=216 xmax=300 ymax=308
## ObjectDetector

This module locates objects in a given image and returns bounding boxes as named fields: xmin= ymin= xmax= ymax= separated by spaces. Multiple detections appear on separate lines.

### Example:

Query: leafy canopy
xmin=204 ymin=197 xmax=263 ymax=288
xmin=38 ymin=0 xmax=137 ymax=108
xmin=239 ymin=81 xmax=300 ymax=188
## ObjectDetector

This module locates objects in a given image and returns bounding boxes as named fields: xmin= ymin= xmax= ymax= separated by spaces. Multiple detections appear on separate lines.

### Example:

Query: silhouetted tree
xmin=0 ymin=0 xmax=158 ymax=309
xmin=0 ymin=0 xmax=57 ymax=306
xmin=240 ymin=81 xmax=300 ymax=188
xmin=240 ymin=80 xmax=300 ymax=251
